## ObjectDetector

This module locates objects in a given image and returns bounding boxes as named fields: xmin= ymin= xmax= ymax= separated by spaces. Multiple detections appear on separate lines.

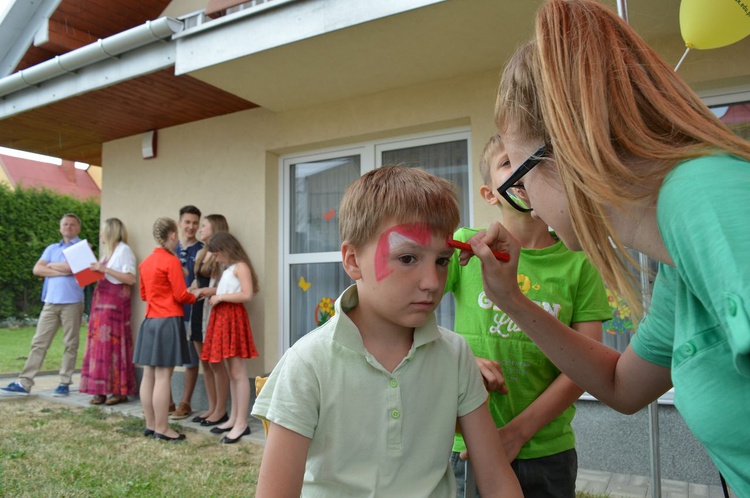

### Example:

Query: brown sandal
xmin=90 ymin=395 xmax=106 ymax=405
xmin=105 ymin=395 xmax=127 ymax=405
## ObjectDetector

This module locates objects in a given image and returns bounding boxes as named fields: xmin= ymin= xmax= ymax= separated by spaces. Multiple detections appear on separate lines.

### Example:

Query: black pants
xmin=450 ymin=448 xmax=578 ymax=498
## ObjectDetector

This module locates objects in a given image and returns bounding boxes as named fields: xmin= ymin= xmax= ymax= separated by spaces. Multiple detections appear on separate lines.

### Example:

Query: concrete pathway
xmin=1 ymin=373 xmax=736 ymax=498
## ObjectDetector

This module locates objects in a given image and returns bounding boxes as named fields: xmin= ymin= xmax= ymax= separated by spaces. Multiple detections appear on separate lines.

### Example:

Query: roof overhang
xmin=1 ymin=0 xmax=749 ymax=165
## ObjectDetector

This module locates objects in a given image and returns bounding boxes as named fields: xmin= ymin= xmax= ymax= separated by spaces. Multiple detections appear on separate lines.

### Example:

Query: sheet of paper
xmin=62 ymin=240 xmax=104 ymax=287
xmin=63 ymin=240 xmax=96 ymax=272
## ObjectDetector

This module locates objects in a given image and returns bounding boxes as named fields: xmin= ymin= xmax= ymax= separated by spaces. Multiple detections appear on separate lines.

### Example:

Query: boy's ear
xmin=479 ymin=185 xmax=500 ymax=206
xmin=341 ymin=241 xmax=363 ymax=281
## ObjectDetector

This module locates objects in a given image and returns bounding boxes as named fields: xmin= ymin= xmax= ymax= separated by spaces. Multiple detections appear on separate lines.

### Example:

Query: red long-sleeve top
xmin=139 ymin=247 xmax=196 ymax=318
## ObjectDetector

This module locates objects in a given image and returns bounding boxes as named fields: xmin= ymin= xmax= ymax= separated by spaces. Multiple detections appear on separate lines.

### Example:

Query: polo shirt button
xmin=682 ymin=342 xmax=696 ymax=356
xmin=390 ymin=379 xmax=398 ymax=388
xmin=391 ymin=410 xmax=400 ymax=419
xmin=727 ymin=298 xmax=738 ymax=316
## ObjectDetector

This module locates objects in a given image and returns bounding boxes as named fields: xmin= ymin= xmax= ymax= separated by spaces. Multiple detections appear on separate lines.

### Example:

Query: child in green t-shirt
xmin=445 ymin=135 xmax=611 ymax=497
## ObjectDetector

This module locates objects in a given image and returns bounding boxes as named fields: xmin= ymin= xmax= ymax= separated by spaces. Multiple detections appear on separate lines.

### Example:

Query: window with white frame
xmin=279 ymin=129 xmax=471 ymax=352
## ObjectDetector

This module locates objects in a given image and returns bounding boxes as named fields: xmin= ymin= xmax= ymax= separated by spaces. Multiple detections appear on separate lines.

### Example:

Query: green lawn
xmin=0 ymin=399 xmax=262 ymax=496
xmin=0 ymin=326 xmax=87 ymax=375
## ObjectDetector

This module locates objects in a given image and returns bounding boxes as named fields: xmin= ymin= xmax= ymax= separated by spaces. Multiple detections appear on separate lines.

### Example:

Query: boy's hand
xmin=476 ymin=357 xmax=508 ymax=394
xmin=459 ymin=425 xmax=524 ymax=464
xmin=497 ymin=425 xmax=525 ymax=462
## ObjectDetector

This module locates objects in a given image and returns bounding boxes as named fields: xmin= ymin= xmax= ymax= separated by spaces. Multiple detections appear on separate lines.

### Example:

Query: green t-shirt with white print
xmin=446 ymin=227 xmax=611 ymax=458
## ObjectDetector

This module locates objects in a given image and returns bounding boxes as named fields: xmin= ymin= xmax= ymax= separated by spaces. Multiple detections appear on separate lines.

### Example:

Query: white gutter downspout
xmin=0 ymin=17 xmax=183 ymax=98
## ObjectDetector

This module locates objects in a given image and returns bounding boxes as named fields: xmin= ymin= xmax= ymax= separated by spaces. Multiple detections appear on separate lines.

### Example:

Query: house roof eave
xmin=0 ymin=0 xmax=62 ymax=78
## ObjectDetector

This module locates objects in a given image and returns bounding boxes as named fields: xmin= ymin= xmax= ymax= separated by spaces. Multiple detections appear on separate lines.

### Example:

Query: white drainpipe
xmin=0 ymin=17 xmax=183 ymax=98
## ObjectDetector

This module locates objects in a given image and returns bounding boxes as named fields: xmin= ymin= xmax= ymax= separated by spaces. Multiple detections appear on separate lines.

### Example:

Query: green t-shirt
xmin=446 ymin=227 xmax=611 ymax=458
xmin=631 ymin=155 xmax=750 ymax=495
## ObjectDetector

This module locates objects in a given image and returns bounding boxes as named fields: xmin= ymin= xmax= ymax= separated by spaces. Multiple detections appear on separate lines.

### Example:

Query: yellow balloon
xmin=680 ymin=0 xmax=750 ymax=49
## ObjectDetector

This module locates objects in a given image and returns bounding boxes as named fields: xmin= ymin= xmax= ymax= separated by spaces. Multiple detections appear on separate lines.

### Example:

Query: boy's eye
xmin=398 ymin=255 xmax=417 ymax=265
xmin=436 ymin=257 xmax=451 ymax=267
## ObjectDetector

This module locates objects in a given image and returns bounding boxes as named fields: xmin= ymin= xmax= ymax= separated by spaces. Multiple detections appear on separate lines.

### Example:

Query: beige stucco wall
xmin=86 ymin=165 xmax=103 ymax=189
xmin=101 ymin=68 xmax=510 ymax=374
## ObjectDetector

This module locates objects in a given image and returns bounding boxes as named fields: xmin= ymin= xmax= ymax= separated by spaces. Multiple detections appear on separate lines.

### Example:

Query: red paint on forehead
xmin=374 ymin=223 xmax=433 ymax=281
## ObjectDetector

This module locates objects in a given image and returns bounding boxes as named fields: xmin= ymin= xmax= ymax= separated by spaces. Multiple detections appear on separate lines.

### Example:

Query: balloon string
xmin=674 ymin=47 xmax=690 ymax=72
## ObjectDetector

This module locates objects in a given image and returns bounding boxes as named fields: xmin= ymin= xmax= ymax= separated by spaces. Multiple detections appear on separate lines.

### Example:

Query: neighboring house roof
xmin=0 ymin=153 xmax=101 ymax=202
xmin=721 ymin=102 xmax=750 ymax=125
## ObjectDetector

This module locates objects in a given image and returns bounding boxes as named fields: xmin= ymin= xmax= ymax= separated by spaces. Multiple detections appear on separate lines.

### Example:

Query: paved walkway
xmin=1 ymin=374 xmax=734 ymax=498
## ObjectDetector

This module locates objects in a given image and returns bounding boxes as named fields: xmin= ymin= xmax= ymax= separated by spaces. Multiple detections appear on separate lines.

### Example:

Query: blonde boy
xmin=446 ymin=136 xmax=611 ymax=497
xmin=252 ymin=166 xmax=521 ymax=497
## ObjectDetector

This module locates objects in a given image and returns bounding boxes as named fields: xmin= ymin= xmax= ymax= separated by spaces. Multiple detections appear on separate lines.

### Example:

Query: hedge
xmin=0 ymin=184 xmax=100 ymax=319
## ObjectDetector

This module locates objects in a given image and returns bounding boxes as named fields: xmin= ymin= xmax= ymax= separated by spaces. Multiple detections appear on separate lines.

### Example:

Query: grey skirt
xmin=133 ymin=316 xmax=190 ymax=367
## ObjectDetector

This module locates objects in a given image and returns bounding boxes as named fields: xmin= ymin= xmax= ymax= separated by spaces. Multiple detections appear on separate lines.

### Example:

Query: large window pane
xmin=382 ymin=139 xmax=470 ymax=329
xmin=290 ymin=156 xmax=360 ymax=254
xmin=289 ymin=262 xmax=353 ymax=345
xmin=382 ymin=139 xmax=470 ymax=227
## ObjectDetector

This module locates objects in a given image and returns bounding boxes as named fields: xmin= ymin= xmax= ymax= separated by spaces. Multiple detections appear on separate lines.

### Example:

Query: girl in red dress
xmin=199 ymin=232 xmax=259 ymax=444
xmin=188 ymin=214 xmax=231 ymax=427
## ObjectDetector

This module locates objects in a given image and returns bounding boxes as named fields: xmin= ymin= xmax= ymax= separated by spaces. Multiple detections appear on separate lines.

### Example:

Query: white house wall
xmin=101 ymin=68 xmax=502 ymax=375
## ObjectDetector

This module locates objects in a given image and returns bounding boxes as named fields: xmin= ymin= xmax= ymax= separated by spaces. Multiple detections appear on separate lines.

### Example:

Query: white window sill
xmin=579 ymin=388 xmax=675 ymax=406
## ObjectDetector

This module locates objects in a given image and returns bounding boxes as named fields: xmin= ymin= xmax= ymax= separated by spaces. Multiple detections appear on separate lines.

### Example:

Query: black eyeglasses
xmin=496 ymin=144 xmax=549 ymax=212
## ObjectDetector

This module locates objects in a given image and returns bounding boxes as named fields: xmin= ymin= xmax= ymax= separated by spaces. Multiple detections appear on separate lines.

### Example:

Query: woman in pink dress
xmin=80 ymin=218 xmax=137 ymax=405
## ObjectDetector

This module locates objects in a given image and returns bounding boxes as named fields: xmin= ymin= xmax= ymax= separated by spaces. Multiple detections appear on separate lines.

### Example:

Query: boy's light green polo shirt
xmin=252 ymin=285 xmax=488 ymax=497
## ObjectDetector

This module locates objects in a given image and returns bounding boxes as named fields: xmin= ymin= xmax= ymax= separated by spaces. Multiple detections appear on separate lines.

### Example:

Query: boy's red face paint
xmin=374 ymin=223 xmax=432 ymax=281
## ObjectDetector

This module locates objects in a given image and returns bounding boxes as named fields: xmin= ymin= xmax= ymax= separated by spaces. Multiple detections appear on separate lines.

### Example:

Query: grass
xmin=0 ymin=326 xmax=87 ymax=374
xmin=0 ymin=327 xmax=610 ymax=497
xmin=0 ymin=399 xmax=612 ymax=497
xmin=0 ymin=398 xmax=263 ymax=497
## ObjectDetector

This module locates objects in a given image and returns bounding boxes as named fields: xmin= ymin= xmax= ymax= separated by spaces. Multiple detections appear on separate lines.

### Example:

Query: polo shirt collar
xmin=59 ymin=236 xmax=81 ymax=247
xmin=331 ymin=285 xmax=442 ymax=354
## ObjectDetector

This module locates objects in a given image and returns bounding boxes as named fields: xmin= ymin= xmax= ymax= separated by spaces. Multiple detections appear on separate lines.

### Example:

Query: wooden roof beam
xmin=34 ymin=18 xmax=97 ymax=54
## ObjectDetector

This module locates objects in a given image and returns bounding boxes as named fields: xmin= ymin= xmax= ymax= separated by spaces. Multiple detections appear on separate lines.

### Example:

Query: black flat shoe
xmin=210 ymin=425 xmax=232 ymax=434
xmin=153 ymin=432 xmax=186 ymax=442
xmin=144 ymin=429 xmax=155 ymax=437
xmin=191 ymin=415 xmax=207 ymax=423
xmin=221 ymin=426 xmax=251 ymax=444
xmin=200 ymin=413 xmax=229 ymax=427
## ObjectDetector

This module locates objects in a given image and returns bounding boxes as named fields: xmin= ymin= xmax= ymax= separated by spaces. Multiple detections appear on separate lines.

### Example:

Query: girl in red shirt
xmin=133 ymin=217 xmax=197 ymax=441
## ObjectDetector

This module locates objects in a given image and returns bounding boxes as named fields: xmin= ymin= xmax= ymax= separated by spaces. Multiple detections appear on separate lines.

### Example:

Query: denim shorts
xmin=450 ymin=448 xmax=578 ymax=498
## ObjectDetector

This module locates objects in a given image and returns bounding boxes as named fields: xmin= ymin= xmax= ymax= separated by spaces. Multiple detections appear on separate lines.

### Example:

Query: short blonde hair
xmin=479 ymin=135 xmax=504 ymax=186
xmin=496 ymin=0 xmax=750 ymax=317
xmin=339 ymin=166 xmax=460 ymax=248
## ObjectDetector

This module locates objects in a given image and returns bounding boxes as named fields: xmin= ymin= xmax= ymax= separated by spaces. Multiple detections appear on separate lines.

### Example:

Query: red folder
xmin=73 ymin=267 xmax=105 ymax=287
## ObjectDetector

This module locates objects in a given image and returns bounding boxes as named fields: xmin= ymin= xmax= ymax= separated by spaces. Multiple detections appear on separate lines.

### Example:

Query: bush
xmin=0 ymin=184 xmax=99 ymax=319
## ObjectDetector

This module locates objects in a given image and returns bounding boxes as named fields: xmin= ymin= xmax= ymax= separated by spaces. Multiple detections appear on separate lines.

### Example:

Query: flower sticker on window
xmin=315 ymin=296 xmax=335 ymax=326
xmin=603 ymin=288 xmax=634 ymax=335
